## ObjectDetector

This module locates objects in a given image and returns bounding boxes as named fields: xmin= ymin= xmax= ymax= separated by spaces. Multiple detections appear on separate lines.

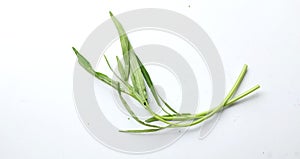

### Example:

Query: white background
xmin=0 ymin=0 xmax=300 ymax=158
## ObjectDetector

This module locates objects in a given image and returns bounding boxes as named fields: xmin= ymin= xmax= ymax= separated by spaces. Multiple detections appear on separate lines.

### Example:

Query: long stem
xmin=169 ymin=64 xmax=249 ymax=127
xmin=121 ymin=65 xmax=260 ymax=132
xmin=146 ymin=84 xmax=260 ymax=122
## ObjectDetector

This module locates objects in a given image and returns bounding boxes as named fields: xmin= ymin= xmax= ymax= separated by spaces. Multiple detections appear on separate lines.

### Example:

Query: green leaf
xmin=116 ymin=83 xmax=161 ymax=129
xmin=72 ymin=47 xmax=119 ymax=90
xmin=129 ymin=52 xmax=148 ymax=100
xmin=109 ymin=11 xmax=130 ymax=80
xmin=116 ymin=56 xmax=126 ymax=80
xmin=103 ymin=55 xmax=124 ymax=83
xmin=72 ymin=47 xmax=95 ymax=75
xmin=159 ymin=95 xmax=179 ymax=114
xmin=110 ymin=11 xmax=147 ymax=101
xmin=136 ymin=56 xmax=179 ymax=115
xmin=109 ymin=12 xmax=179 ymax=114
xmin=119 ymin=128 xmax=162 ymax=133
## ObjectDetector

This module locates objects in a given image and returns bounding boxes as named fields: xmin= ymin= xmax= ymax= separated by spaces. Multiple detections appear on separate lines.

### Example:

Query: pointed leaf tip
xmin=109 ymin=11 xmax=113 ymax=16
xmin=72 ymin=47 xmax=79 ymax=55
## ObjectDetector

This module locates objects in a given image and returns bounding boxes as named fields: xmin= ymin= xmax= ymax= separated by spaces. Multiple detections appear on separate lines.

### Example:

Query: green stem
xmin=146 ymin=84 xmax=260 ymax=122
xmin=121 ymin=65 xmax=260 ymax=132
xmin=169 ymin=64 xmax=249 ymax=127
xmin=117 ymin=83 xmax=162 ymax=129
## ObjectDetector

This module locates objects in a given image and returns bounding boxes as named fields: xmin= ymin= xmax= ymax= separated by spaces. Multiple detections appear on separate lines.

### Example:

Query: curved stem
xmin=146 ymin=84 xmax=260 ymax=122
xmin=117 ymin=83 xmax=162 ymax=129
xmin=121 ymin=65 xmax=260 ymax=132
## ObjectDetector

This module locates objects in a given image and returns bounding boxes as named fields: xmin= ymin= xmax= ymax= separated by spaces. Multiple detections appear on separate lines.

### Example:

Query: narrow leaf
xmin=119 ymin=128 xmax=162 ymax=133
xmin=72 ymin=47 xmax=119 ymax=90
xmin=116 ymin=83 xmax=161 ymax=128
xmin=129 ymin=52 xmax=148 ymax=100
xmin=116 ymin=56 xmax=126 ymax=80
xmin=110 ymin=11 xmax=147 ymax=100
xmin=136 ymin=55 xmax=178 ymax=114
xmin=109 ymin=11 xmax=130 ymax=80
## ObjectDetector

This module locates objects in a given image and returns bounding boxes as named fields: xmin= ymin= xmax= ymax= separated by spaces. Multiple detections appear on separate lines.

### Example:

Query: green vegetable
xmin=72 ymin=12 xmax=260 ymax=133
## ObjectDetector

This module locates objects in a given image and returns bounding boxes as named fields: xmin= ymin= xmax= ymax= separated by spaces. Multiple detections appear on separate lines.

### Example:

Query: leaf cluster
xmin=72 ymin=12 xmax=260 ymax=133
